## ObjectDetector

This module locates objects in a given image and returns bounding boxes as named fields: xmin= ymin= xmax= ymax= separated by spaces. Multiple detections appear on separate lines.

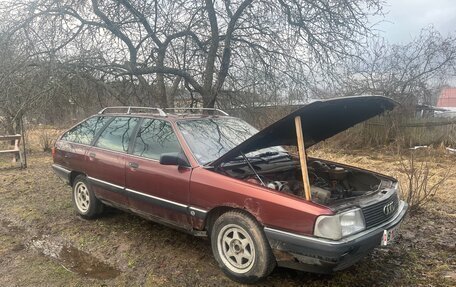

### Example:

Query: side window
xmin=95 ymin=117 xmax=139 ymax=152
xmin=61 ymin=116 xmax=110 ymax=145
xmin=133 ymin=119 xmax=181 ymax=160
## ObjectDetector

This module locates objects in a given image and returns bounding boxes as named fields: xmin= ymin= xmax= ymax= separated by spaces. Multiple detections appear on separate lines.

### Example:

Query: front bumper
xmin=264 ymin=200 xmax=408 ymax=273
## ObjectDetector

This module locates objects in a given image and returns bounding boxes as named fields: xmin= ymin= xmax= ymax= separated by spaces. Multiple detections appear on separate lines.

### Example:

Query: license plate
xmin=380 ymin=225 xmax=399 ymax=246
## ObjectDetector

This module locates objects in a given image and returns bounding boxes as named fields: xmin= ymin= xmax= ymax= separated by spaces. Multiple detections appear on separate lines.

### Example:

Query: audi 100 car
xmin=52 ymin=96 xmax=407 ymax=283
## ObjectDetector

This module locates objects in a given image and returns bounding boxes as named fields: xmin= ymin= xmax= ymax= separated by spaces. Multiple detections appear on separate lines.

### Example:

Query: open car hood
xmin=211 ymin=96 xmax=397 ymax=166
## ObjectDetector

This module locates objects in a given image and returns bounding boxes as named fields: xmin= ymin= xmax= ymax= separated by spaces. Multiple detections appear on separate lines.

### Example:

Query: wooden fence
xmin=0 ymin=134 xmax=24 ymax=168
xmin=229 ymin=106 xmax=456 ymax=148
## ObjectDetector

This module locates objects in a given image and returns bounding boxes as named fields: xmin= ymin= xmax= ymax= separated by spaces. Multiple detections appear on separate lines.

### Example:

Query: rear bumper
xmin=264 ymin=200 xmax=408 ymax=273
xmin=52 ymin=164 xmax=71 ymax=184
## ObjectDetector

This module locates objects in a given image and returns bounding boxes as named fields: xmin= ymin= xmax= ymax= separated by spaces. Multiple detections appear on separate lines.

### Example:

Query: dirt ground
xmin=0 ymin=147 xmax=455 ymax=286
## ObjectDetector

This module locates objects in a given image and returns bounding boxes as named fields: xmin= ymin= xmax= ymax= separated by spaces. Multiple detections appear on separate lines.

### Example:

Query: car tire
xmin=72 ymin=175 xmax=104 ymax=219
xmin=210 ymin=210 xmax=276 ymax=283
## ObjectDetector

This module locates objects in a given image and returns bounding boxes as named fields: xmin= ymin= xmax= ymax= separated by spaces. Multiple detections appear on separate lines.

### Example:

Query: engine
xmin=242 ymin=160 xmax=355 ymax=204
xmin=224 ymin=157 xmax=382 ymax=205
xmin=309 ymin=160 xmax=353 ymax=200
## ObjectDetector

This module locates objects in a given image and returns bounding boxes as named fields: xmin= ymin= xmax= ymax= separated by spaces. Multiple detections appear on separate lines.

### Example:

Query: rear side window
xmin=95 ymin=117 xmax=139 ymax=152
xmin=61 ymin=116 xmax=110 ymax=145
xmin=132 ymin=119 xmax=181 ymax=160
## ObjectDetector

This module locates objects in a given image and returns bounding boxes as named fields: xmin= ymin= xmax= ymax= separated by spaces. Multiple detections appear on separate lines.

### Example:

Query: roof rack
xmin=163 ymin=107 xmax=229 ymax=116
xmin=97 ymin=106 xmax=229 ymax=117
xmin=98 ymin=106 xmax=167 ymax=117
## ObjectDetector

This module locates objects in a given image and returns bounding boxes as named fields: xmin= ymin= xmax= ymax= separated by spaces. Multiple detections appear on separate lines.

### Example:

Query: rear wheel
xmin=210 ymin=210 xmax=275 ymax=283
xmin=72 ymin=175 xmax=103 ymax=219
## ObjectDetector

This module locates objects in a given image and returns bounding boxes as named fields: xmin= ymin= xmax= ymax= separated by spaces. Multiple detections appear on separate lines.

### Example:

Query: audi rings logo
xmin=383 ymin=201 xmax=396 ymax=216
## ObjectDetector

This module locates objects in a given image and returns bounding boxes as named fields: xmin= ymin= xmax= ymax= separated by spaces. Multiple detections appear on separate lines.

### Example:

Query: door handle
xmin=89 ymin=152 xmax=96 ymax=158
xmin=129 ymin=162 xmax=139 ymax=169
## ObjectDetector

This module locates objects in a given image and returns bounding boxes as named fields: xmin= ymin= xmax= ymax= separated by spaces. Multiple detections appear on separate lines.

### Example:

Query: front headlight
xmin=314 ymin=208 xmax=365 ymax=240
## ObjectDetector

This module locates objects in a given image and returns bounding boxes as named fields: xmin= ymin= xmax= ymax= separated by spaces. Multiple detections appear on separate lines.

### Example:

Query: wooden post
xmin=294 ymin=116 xmax=312 ymax=201
xmin=20 ymin=117 xmax=27 ymax=168
xmin=13 ymin=137 xmax=19 ymax=163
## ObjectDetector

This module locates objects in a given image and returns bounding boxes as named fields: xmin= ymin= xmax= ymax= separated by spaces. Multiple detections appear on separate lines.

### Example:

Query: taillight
xmin=51 ymin=147 xmax=56 ymax=159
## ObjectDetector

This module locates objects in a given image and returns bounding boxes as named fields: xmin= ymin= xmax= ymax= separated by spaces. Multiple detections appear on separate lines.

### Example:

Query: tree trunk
xmin=14 ymin=114 xmax=22 ymax=134
xmin=137 ymin=75 xmax=158 ymax=107
xmin=1 ymin=114 xmax=16 ymax=135
xmin=202 ymin=89 xmax=216 ymax=108
xmin=156 ymin=73 xmax=168 ymax=108
xmin=6 ymin=121 xmax=15 ymax=135
xmin=167 ymin=76 xmax=181 ymax=108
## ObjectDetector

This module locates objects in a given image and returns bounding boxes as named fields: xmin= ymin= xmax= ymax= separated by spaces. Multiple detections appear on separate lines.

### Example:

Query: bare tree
xmin=4 ymin=0 xmax=384 ymax=108
xmin=337 ymin=27 xmax=456 ymax=106
xmin=0 ymin=34 xmax=52 ymax=133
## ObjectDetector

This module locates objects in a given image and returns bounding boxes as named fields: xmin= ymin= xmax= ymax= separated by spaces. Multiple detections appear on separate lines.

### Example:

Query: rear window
xmin=95 ymin=117 xmax=139 ymax=152
xmin=132 ymin=119 xmax=181 ymax=160
xmin=61 ymin=116 xmax=110 ymax=145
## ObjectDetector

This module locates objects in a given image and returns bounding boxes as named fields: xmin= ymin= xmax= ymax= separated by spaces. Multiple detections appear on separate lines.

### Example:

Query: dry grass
xmin=25 ymin=126 xmax=63 ymax=153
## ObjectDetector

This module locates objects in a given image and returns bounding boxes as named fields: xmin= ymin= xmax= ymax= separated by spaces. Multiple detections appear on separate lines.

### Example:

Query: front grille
xmin=362 ymin=193 xmax=399 ymax=228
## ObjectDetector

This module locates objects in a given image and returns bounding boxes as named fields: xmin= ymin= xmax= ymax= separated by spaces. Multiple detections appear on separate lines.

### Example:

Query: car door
xmin=125 ymin=118 xmax=192 ymax=228
xmin=85 ymin=116 xmax=140 ymax=207
xmin=55 ymin=116 xmax=111 ymax=174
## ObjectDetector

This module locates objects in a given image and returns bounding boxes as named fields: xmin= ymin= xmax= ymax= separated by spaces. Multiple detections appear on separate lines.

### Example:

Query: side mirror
xmin=159 ymin=152 xmax=190 ymax=167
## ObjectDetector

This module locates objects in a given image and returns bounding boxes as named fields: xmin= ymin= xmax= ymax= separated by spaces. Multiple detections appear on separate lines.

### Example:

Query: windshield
xmin=177 ymin=118 xmax=286 ymax=165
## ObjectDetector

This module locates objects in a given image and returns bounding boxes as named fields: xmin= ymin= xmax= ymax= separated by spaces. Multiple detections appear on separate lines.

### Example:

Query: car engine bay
xmin=219 ymin=157 xmax=388 ymax=205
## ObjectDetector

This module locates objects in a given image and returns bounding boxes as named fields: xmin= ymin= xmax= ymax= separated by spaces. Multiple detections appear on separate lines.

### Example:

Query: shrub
xmin=38 ymin=129 xmax=54 ymax=152
xmin=397 ymin=149 xmax=451 ymax=214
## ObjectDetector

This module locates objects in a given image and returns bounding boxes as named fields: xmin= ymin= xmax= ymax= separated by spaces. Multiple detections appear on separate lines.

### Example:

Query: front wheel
xmin=210 ymin=210 xmax=276 ymax=283
xmin=72 ymin=175 xmax=104 ymax=219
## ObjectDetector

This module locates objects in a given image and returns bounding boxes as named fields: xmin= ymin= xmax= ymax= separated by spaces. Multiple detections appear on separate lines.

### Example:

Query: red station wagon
xmin=52 ymin=96 xmax=408 ymax=283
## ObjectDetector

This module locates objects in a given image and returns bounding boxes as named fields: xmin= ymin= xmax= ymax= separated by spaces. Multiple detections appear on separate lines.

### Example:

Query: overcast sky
xmin=374 ymin=0 xmax=456 ymax=43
